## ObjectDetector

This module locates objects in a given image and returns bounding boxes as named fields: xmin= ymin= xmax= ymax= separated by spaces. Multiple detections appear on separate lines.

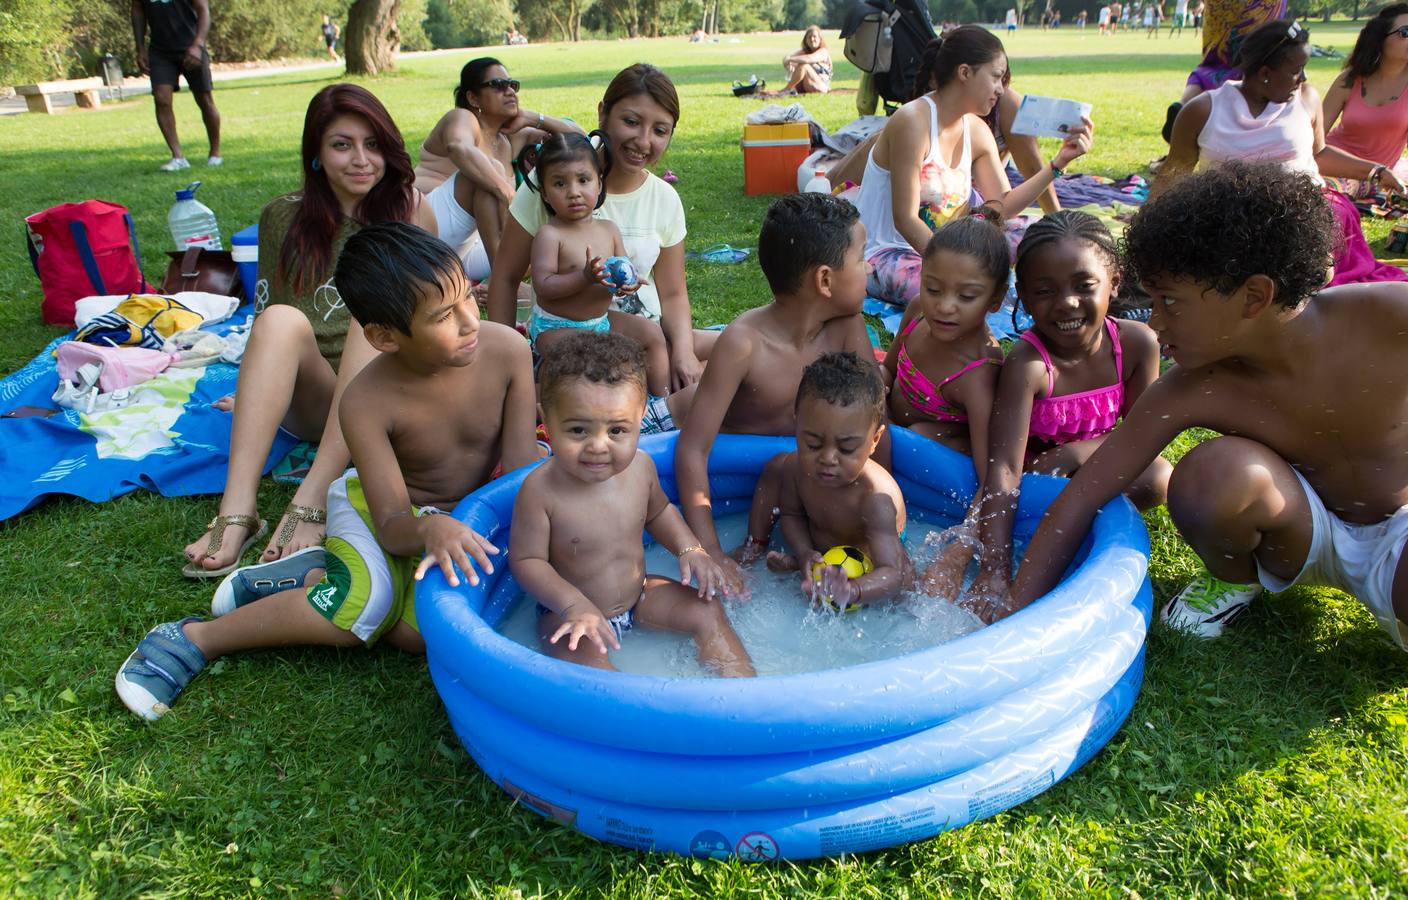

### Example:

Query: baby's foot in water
xmin=213 ymin=393 xmax=235 ymax=412
xmin=261 ymin=511 xmax=325 ymax=562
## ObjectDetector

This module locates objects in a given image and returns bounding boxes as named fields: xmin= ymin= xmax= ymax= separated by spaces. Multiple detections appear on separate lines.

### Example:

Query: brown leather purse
xmin=161 ymin=247 xmax=242 ymax=297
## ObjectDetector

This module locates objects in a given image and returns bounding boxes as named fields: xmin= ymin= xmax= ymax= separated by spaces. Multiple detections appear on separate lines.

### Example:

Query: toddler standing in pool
xmin=510 ymin=331 xmax=754 ymax=676
xmin=768 ymin=351 xmax=914 ymax=609
xmin=960 ymin=210 xmax=1168 ymax=608
xmin=519 ymin=132 xmax=670 ymax=397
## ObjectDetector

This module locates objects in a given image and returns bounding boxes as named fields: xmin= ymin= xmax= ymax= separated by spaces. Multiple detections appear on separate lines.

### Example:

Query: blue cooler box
xmin=231 ymin=224 xmax=258 ymax=306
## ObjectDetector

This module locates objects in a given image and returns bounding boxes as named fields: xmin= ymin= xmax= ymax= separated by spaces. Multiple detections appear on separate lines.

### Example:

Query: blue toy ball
xmin=603 ymin=256 xmax=637 ymax=291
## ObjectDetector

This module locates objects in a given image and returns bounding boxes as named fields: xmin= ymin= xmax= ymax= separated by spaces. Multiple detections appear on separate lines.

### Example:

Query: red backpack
xmin=25 ymin=200 xmax=152 ymax=326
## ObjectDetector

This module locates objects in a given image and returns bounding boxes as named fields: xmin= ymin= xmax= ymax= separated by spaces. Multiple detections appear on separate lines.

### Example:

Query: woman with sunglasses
xmin=416 ymin=58 xmax=583 ymax=282
xmin=486 ymin=63 xmax=715 ymax=394
xmin=1157 ymin=19 xmax=1407 ymax=286
xmin=1322 ymin=4 xmax=1408 ymax=200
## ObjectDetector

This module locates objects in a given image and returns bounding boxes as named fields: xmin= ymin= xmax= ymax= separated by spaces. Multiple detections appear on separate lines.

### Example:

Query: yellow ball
xmin=811 ymin=546 xmax=873 ymax=611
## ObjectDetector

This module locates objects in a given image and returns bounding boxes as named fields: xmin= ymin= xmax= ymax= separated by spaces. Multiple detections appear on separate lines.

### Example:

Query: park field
xmin=0 ymin=25 xmax=1406 ymax=897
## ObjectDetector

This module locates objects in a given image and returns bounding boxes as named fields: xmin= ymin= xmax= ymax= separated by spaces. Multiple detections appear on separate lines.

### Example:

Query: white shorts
xmin=1256 ymin=468 xmax=1408 ymax=650
xmin=426 ymin=173 xmax=491 ymax=282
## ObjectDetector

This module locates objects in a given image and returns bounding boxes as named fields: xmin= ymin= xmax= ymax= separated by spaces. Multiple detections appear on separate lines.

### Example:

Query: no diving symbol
xmin=735 ymin=831 xmax=779 ymax=862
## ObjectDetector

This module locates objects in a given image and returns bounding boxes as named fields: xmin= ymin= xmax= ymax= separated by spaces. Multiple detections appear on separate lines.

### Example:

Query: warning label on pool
xmin=602 ymin=816 xmax=655 ymax=851
xmin=966 ymin=770 xmax=1055 ymax=820
xmin=817 ymin=808 xmax=939 ymax=854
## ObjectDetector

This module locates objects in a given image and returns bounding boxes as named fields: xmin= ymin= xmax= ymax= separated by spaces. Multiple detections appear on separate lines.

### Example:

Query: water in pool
xmin=497 ymin=513 xmax=1000 ymax=678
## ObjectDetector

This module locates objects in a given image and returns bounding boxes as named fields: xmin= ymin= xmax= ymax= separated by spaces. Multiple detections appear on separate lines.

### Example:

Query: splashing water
xmin=496 ymin=514 xmax=1027 ymax=678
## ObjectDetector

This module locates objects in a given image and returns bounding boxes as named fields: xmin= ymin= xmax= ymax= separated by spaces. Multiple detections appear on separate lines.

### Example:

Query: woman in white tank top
xmin=1155 ymin=19 xmax=1408 ymax=286
xmin=856 ymin=26 xmax=1092 ymax=307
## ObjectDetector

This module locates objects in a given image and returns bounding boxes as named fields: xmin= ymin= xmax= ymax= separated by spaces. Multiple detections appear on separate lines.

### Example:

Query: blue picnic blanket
xmin=0 ymin=304 xmax=296 ymax=522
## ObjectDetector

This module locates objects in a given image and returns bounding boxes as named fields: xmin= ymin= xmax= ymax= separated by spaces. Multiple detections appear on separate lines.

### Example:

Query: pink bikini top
xmin=1020 ymin=318 xmax=1124 ymax=445
xmin=895 ymin=315 xmax=998 ymax=424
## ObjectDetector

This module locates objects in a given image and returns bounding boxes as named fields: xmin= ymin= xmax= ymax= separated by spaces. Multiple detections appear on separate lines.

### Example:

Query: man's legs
xmin=192 ymin=90 xmax=221 ymax=160
xmin=151 ymin=83 xmax=184 ymax=161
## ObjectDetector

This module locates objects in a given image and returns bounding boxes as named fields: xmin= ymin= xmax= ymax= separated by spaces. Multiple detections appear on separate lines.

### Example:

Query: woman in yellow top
xmin=182 ymin=83 xmax=437 ymax=578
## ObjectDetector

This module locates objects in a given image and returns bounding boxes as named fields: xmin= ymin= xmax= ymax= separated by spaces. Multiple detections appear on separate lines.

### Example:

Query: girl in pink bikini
xmin=941 ymin=211 xmax=1170 ymax=602
xmin=882 ymin=213 xmax=1008 ymax=468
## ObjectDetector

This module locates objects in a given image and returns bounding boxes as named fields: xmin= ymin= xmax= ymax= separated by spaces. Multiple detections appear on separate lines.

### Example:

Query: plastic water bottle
xmin=803 ymin=169 xmax=831 ymax=194
xmin=168 ymin=181 xmax=222 ymax=252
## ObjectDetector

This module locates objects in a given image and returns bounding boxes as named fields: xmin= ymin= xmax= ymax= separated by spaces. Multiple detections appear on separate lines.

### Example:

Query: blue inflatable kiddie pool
xmin=417 ymin=429 xmax=1152 ymax=861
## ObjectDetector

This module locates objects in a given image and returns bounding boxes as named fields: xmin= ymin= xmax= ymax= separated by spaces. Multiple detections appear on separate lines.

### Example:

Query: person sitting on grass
xmin=519 ymin=132 xmax=670 ymax=400
xmin=673 ymin=192 xmax=872 ymax=599
xmin=510 ymin=331 xmax=755 ymax=677
xmin=766 ymin=352 xmax=914 ymax=609
xmin=967 ymin=162 xmax=1408 ymax=653
xmin=116 ymin=223 xmax=539 ymax=720
xmin=780 ymin=26 xmax=833 ymax=95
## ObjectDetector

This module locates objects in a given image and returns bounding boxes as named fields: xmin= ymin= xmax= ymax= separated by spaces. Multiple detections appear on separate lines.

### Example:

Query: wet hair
xmin=796 ymin=351 xmax=886 ymax=426
xmin=538 ymin=331 xmax=648 ymax=411
xmin=280 ymin=84 xmax=415 ymax=296
xmin=1341 ymin=4 xmax=1408 ymax=86
xmin=1015 ymin=209 xmax=1119 ymax=285
xmin=516 ymin=131 xmax=613 ymax=216
xmin=454 ymin=57 xmax=504 ymax=110
xmin=924 ymin=211 xmax=1011 ymax=298
xmin=758 ymin=193 xmax=860 ymax=296
xmin=334 ymin=222 xmax=465 ymax=336
xmin=601 ymin=63 xmax=681 ymax=126
xmin=915 ymin=25 xmax=1009 ymax=100
xmin=1123 ymin=161 xmax=1334 ymax=309
xmin=1235 ymin=18 xmax=1310 ymax=78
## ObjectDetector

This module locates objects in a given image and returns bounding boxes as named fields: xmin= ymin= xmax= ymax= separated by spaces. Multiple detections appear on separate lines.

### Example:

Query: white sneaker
xmin=159 ymin=157 xmax=191 ymax=172
xmin=1161 ymin=571 xmax=1263 ymax=638
xmin=206 ymin=155 xmax=223 ymax=167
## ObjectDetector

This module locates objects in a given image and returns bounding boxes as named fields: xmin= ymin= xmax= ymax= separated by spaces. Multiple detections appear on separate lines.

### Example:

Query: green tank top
xmin=255 ymin=194 xmax=362 ymax=369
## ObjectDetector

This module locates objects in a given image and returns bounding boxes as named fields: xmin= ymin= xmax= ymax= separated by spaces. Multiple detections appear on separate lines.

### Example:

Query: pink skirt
xmin=1325 ymin=189 xmax=1408 ymax=287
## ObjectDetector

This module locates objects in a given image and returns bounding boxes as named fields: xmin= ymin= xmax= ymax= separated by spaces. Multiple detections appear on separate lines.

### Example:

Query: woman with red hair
xmin=182 ymin=83 xmax=438 ymax=577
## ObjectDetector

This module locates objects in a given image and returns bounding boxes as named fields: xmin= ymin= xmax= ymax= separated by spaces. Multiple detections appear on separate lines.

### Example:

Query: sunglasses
xmin=479 ymin=78 xmax=520 ymax=92
xmin=1392 ymin=24 xmax=1408 ymax=38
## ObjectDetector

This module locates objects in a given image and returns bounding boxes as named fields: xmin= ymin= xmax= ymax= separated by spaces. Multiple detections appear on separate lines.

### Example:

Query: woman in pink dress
xmin=1322 ymin=4 xmax=1408 ymax=198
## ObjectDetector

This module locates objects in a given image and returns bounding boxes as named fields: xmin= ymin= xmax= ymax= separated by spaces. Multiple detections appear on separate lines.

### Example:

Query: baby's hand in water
xmin=550 ymin=606 xmax=621 ymax=654
xmin=814 ymin=565 xmax=862 ymax=609
xmin=797 ymin=551 xmax=825 ymax=595
xmin=712 ymin=551 xmax=752 ymax=601
xmin=680 ymin=547 xmax=724 ymax=600
xmin=730 ymin=538 xmax=766 ymax=567
xmin=414 ymin=517 xmax=499 ymax=587
xmin=961 ymin=572 xmax=1016 ymax=624
xmin=765 ymin=550 xmax=799 ymax=572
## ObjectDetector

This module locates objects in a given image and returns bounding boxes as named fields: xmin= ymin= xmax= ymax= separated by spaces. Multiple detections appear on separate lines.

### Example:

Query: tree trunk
xmin=344 ymin=0 xmax=401 ymax=76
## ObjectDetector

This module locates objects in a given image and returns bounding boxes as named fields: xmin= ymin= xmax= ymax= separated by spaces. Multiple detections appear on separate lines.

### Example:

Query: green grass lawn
xmin=1 ymin=26 xmax=1406 ymax=897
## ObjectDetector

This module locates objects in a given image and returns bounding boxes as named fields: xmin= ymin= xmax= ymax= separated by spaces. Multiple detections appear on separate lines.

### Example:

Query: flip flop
xmin=182 ymin=514 xmax=269 ymax=579
xmin=687 ymin=244 xmax=752 ymax=264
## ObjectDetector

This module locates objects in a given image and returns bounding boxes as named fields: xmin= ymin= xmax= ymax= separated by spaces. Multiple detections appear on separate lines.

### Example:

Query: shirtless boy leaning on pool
xmin=970 ymin=162 xmax=1408 ymax=653
xmin=116 ymin=223 xmax=539 ymax=719
xmin=674 ymin=192 xmax=873 ymax=598
xmin=510 ymin=331 xmax=755 ymax=677
xmin=767 ymin=351 xmax=915 ymax=609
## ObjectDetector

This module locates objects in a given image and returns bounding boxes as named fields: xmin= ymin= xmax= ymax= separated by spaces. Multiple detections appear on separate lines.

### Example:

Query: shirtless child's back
xmin=511 ymin=332 xmax=754 ymax=676
xmin=115 ymin=224 xmax=538 ymax=720
xmin=675 ymin=193 xmax=872 ymax=596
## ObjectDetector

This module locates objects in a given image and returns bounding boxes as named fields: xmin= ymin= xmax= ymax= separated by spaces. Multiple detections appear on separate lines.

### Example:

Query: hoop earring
xmin=311 ymin=158 xmax=321 ymax=171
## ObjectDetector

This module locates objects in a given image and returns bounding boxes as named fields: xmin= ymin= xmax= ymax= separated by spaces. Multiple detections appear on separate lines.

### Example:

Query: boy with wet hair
xmin=116 ymin=223 xmax=539 ymax=719
xmin=511 ymin=331 xmax=754 ymax=676
xmin=674 ymin=192 xmax=873 ymax=598
xmin=974 ymin=162 xmax=1408 ymax=655
xmin=765 ymin=351 xmax=914 ymax=608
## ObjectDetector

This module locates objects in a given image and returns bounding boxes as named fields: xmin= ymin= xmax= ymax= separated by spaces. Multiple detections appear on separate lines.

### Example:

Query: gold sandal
xmin=182 ymin=513 xmax=269 ymax=579
xmin=270 ymin=502 xmax=327 ymax=556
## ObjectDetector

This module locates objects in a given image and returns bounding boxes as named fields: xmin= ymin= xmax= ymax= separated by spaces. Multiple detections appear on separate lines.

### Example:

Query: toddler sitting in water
xmin=765 ymin=352 xmax=915 ymax=608
xmin=519 ymin=132 xmax=670 ymax=397
xmin=510 ymin=331 xmax=755 ymax=676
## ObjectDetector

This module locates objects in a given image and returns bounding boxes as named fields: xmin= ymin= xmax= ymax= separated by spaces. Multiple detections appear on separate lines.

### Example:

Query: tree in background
xmin=345 ymin=0 xmax=400 ymax=74
xmin=424 ymin=0 xmax=512 ymax=48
